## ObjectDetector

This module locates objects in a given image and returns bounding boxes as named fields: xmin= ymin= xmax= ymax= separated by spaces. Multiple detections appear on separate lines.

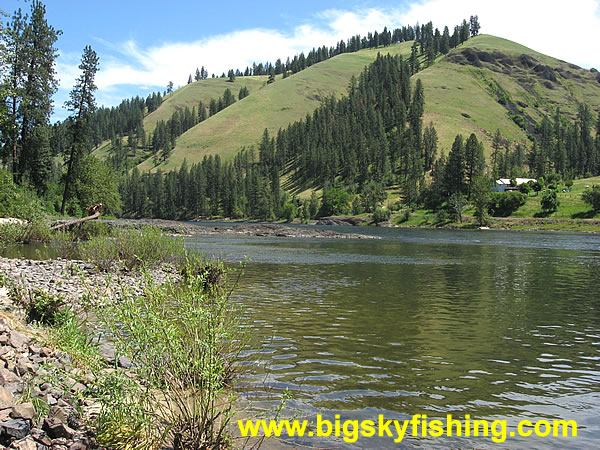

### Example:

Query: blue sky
xmin=3 ymin=0 xmax=600 ymax=121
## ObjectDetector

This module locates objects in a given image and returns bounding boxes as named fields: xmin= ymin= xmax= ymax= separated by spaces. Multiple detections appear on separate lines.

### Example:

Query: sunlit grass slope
xmin=138 ymin=41 xmax=414 ymax=171
xmin=414 ymin=35 xmax=600 ymax=156
xmin=143 ymin=76 xmax=269 ymax=132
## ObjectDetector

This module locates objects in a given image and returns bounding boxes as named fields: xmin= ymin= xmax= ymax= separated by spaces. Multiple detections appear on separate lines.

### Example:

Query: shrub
xmin=0 ymin=169 xmax=45 ymax=221
xmin=95 ymin=260 xmax=242 ymax=448
xmin=582 ymin=185 xmax=600 ymax=211
xmin=0 ymin=223 xmax=25 ymax=250
xmin=282 ymin=202 xmax=297 ymax=222
xmin=541 ymin=190 xmax=559 ymax=213
xmin=373 ymin=207 xmax=391 ymax=224
xmin=25 ymin=290 xmax=65 ymax=326
xmin=488 ymin=192 xmax=526 ymax=216
xmin=79 ymin=226 xmax=185 ymax=271
xmin=319 ymin=188 xmax=352 ymax=217
xmin=519 ymin=183 xmax=532 ymax=195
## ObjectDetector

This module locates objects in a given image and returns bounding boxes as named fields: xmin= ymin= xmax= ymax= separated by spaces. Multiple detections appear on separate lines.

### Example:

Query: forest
xmin=1 ymin=1 xmax=599 ymax=224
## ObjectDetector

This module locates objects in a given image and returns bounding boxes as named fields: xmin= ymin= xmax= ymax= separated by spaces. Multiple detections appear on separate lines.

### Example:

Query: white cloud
xmin=398 ymin=0 xmax=600 ymax=69
xmin=54 ymin=0 xmax=600 ymax=113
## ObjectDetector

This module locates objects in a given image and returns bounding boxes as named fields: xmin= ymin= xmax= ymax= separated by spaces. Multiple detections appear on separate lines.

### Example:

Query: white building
xmin=494 ymin=178 xmax=537 ymax=192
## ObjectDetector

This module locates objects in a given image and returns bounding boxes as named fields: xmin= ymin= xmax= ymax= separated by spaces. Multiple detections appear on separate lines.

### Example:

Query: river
xmin=186 ymin=225 xmax=600 ymax=448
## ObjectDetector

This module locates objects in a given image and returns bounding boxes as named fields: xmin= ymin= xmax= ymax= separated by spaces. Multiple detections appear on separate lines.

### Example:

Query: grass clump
xmin=94 ymin=256 xmax=242 ymax=449
xmin=47 ymin=308 xmax=103 ymax=370
xmin=0 ymin=223 xmax=25 ymax=251
xmin=79 ymin=226 xmax=185 ymax=271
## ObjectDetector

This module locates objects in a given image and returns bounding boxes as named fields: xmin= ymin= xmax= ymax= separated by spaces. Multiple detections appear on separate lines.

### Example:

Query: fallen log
xmin=51 ymin=203 xmax=103 ymax=231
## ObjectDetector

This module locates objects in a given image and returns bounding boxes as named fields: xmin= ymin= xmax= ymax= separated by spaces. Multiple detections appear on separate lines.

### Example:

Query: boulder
xmin=10 ymin=403 xmax=35 ymax=422
xmin=9 ymin=435 xmax=36 ymax=450
xmin=0 ymin=418 xmax=31 ymax=441
xmin=42 ymin=417 xmax=74 ymax=439
xmin=0 ymin=368 xmax=20 ymax=385
xmin=8 ymin=331 xmax=30 ymax=350
xmin=0 ymin=387 xmax=15 ymax=408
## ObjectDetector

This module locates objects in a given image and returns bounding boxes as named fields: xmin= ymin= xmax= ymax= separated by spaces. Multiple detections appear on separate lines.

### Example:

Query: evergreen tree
xmin=469 ymin=15 xmax=481 ymax=37
xmin=445 ymin=135 xmax=466 ymax=195
xmin=423 ymin=122 xmax=438 ymax=171
xmin=61 ymin=45 xmax=99 ymax=215
xmin=464 ymin=133 xmax=485 ymax=198
xmin=194 ymin=67 xmax=201 ymax=81
xmin=187 ymin=74 xmax=192 ymax=84
xmin=3 ymin=1 xmax=61 ymax=186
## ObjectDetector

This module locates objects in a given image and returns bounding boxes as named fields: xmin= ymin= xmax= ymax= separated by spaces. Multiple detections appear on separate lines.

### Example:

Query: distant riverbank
xmin=95 ymin=218 xmax=380 ymax=239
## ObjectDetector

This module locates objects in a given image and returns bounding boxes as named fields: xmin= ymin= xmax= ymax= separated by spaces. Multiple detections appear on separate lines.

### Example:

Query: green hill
xmin=415 ymin=35 xmax=600 ymax=155
xmin=137 ymin=41 xmax=414 ymax=171
xmin=130 ymin=34 xmax=599 ymax=172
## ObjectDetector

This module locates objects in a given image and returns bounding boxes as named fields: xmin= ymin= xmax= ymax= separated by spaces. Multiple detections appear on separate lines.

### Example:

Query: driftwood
xmin=52 ymin=203 xmax=103 ymax=231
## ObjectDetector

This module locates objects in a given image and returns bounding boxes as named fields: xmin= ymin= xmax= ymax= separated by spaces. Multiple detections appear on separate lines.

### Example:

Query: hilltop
xmin=136 ymin=41 xmax=414 ymax=171
xmin=415 ymin=35 xmax=600 ymax=155
xmin=115 ymin=34 xmax=600 ymax=171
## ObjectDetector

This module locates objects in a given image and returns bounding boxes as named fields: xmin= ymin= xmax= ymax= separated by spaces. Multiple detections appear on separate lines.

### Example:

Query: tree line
xmin=183 ymin=17 xmax=479 ymax=85
xmin=1 ymin=1 xmax=118 ymax=216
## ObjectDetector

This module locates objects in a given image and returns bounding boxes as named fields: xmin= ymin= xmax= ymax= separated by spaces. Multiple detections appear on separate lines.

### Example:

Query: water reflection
xmin=188 ymin=228 xmax=600 ymax=447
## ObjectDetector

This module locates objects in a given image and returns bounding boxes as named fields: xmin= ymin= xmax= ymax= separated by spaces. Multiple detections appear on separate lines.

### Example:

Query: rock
xmin=118 ymin=355 xmax=133 ymax=369
xmin=0 ymin=418 xmax=31 ymax=441
xmin=0 ymin=407 xmax=11 ymax=421
xmin=9 ymin=435 xmax=36 ymax=450
xmin=49 ymin=406 xmax=69 ymax=424
xmin=8 ymin=331 xmax=30 ymax=349
xmin=0 ymin=386 xmax=15 ymax=408
xmin=39 ymin=347 xmax=52 ymax=358
xmin=42 ymin=418 xmax=74 ymax=439
xmin=30 ymin=427 xmax=52 ymax=446
xmin=27 ymin=344 xmax=41 ymax=355
xmin=70 ymin=383 xmax=86 ymax=394
xmin=98 ymin=343 xmax=115 ymax=365
xmin=68 ymin=443 xmax=87 ymax=450
xmin=43 ymin=394 xmax=57 ymax=406
xmin=10 ymin=403 xmax=35 ymax=422
xmin=0 ymin=368 xmax=20 ymax=385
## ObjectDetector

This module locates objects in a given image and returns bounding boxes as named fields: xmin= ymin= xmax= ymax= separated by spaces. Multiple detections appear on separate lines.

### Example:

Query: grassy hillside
xmin=131 ymin=34 xmax=599 ymax=172
xmin=414 ymin=35 xmax=600 ymax=156
xmin=138 ymin=41 xmax=414 ymax=171
xmin=143 ymin=76 xmax=268 ymax=132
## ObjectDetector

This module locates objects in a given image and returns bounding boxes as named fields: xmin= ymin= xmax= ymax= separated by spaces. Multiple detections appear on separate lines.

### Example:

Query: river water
xmin=186 ymin=226 xmax=600 ymax=448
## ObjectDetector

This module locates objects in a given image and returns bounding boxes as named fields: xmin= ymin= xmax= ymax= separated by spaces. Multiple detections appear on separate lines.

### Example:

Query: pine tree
xmin=469 ymin=16 xmax=481 ymax=37
xmin=423 ymin=122 xmax=438 ymax=171
xmin=464 ymin=133 xmax=485 ymax=198
xmin=194 ymin=67 xmax=201 ymax=81
xmin=445 ymin=135 xmax=466 ymax=195
xmin=4 ymin=1 xmax=61 ymax=186
xmin=61 ymin=45 xmax=99 ymax=215
xmin=187 ymin=74 xmax=192 ymax=84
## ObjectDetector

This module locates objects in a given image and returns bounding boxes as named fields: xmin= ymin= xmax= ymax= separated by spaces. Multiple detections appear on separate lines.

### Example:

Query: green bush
xmin=79 ymin=226 xmax=186 ymax=271
xmin=488 ymin=192 xmax=526 ymax=216
xmin=25 ymin=290 xmax=65 ymax=325
xmin=373 ymin=207 xmax=391 ymax=224
xmin=95 ymin=260 xmax=241 ymax=448
xmin=582 ymin=185 xmax=600 ymax=211
xmin=0 ymin=169 xmax=46 ymax=221
xmin=0 ymin=223 xmax=25 ymax=250
xmin=319 ymin=187 xmax=352 ymax=216
xmin=541 ymin=190 xmax=559 ymax=213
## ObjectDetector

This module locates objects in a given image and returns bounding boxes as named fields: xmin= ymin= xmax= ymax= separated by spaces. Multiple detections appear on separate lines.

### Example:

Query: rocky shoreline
xmin=0 ymin=257 xmax=173 ymax=449
xmin=0 ymin=289 xmax=96 ymax=449
xmin=95 ymin=218 xmax=380 ymax=239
